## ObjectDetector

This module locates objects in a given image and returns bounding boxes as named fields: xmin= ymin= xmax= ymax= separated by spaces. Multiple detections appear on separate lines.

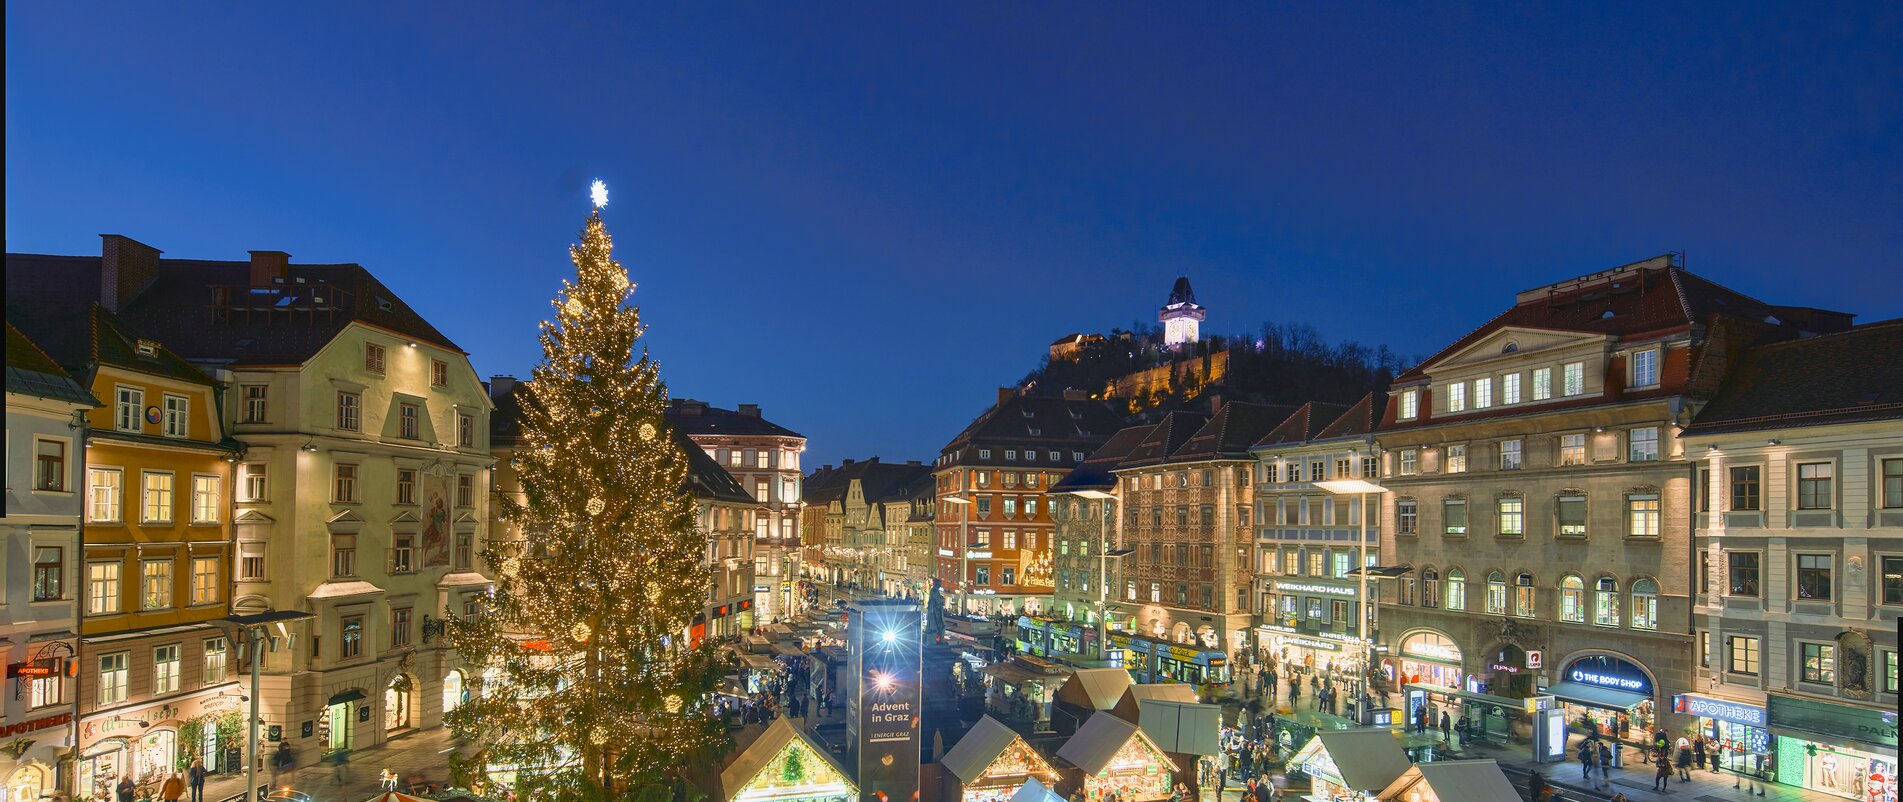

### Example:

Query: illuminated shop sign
xmin=1673 ymin=694 xmax=1766 ymax=727
xmin=1565 ymin=655 xmax=1653 ymax=694
xmin=1271 ymin=581 xmax=1355 ymax=597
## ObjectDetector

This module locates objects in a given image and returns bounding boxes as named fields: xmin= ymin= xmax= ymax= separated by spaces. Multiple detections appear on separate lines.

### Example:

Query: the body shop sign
xmin=1565 ymin=655 xmax=1653 ymax=694
xmin=1673 ymin=694 xmax=1766 ymax=727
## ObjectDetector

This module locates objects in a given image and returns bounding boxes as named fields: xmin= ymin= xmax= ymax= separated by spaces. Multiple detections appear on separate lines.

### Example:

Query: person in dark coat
xmin=1439 ymin=711 xmax=1452 ymax=742
xmin=187 ymin=758 xmax=207 ymax=802
xmin=115 ymin=778 xmax=136 ymax=802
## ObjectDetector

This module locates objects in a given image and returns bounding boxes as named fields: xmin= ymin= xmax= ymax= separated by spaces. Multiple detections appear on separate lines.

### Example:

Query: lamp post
xmin=942 ymin=495 xmax=971 ymax=617
xmin=1067 ymin=489 xmax=1117 ymax=661
xmin=1314 ymin=477 xmax=1384 ymax=725
xmin=219 ymin=610 xmax=314 ymax=802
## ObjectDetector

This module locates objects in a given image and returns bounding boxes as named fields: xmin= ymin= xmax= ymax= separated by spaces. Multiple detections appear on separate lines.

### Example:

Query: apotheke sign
xmin=1673 ymin=695 xmax=1766 ymax=727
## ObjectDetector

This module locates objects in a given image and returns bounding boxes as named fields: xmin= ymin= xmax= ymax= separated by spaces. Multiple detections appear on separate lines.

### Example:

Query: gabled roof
xmin=1055 ymin=713 xmax=1167 ymax=775
xmin=1109 ymin=683 xmax=1198 ymax=724
xmin=938 ymin=393 xmax=1127 ymax=469
xmin=1398 ymin=257 xmax=1842 ymax=383
xmin=1377 ymin=760 xmax=1518 ymax=802
xmin=1053 ymin=668 xmax=1133 ymax=711
xmin=803 ymin=458 xmax=931 ymax=506
xmin=666 ymin=399 xmax=804 ymax=439
xmin=1293 ymin=730 xmax=1411 ymax=791
xmin=941 ymin=715 xmax=1056 ymax=785
xmin=7 ymin=252 xmax=460 ymax=367
xmin=1051 ymin=424 xmax=1156 ymax=493
xmin=715 ymin=717 xmax=856 ymax=802
xmin=1312 ymin=392 xmax=1387 ymax=442
xmin=1684 ymin=319 xmax=1903 ymax=436
xmin=6 ymin=289 xmax=215 ymax=389
xmin=1116 ymin=411 xmax=1208 ymax=468
xmin=1252 ymin=402 xmax=1346 ymax=449
xmin=5 ymin=322 xmax=98 ymax=406
xmin=1171 ymin=402 xmax=1298 ymax=462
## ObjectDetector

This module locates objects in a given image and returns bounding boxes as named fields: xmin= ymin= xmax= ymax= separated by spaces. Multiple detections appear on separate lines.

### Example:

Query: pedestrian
xmin=1439 ymin=710 xmax=1451 ymax=742
xmin=1527 ymin=770 xmax=1546 ymax=801
xmin=272 ymin=742 xmax=295 ymax=787
xmin=1597 ymin=741 xmax=1614 ymax=786
xmin=160 ymin=773 xmax=184 ymax=802
xmin=115 ymin=778 xmax=135 ymax=802
xmin=332 ymin=746 xmax=351 ymax=785
xmin=1653 ymin=749 xmax=1672 ymax=791
xmin=1694 ymin=736 xmax=1707 ymax=771
xmin=1454 ymin=717 xmax=1468 ymax=747
xmin=1711 ymin=740 xmax=1725 ymax=774
xmin=1675 ymin=737 xmax=1693 ymax=781
xmin=187 ymin=758 xmax=206 ymax=802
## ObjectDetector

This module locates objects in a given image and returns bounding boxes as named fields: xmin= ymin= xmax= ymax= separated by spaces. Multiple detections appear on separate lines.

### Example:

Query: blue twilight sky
xmin=7 ymin=3 xmax=1900 ymax=466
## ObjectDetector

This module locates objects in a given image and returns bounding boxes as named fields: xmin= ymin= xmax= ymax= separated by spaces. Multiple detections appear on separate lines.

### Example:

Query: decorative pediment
xmin=389 ymin=510 xmax=423 ymax=530
xmin=233 ymin=509 xmax=276 ymax=524
xmin=453 ymin=511 xmax=481 ymax=531
xmin=326 ymin=509 xmax=365 ymax=532
xmin=1424 ymin=326 xmax=1609 ymax=375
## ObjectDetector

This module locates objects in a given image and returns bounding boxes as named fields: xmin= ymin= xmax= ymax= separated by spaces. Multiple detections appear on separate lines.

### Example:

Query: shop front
xmin=1767 ymin=694 xmax=1898 ymax=802
xmin=1673 ymin=694 xmax=1769 ymax=772
xmin=1390 ymin=632 xmax=1464 ymax=690
xmin=1540 ymin=654 xmax=1656 ymax=744
xmin=76 ymin=691 xmax=244 ymax=802
xmin=1257 ymin=623 xmax=1363 ymax=681
xmin=1 ymin=711 xmax=72 ymax=802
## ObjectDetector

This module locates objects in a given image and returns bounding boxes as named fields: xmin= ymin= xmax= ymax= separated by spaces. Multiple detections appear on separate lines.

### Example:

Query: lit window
xmin=204 ymin=638 xmax=228 ymax=685
xmin=1485 ymin=572 xmax=1506 ymax=615
xmin=1497 ymin=497 xmax=1523 ymax=537
xmin=1562 ymin=362 xmax=1585 ymax=396
xmin=1532 ymin=367 xmax=1552 ymax=401
xmin=142 ymin=472 xmax=175 ymax=523
xmin=1447 ymin=445 xmax=1467 ymax=474
xmin=1801 ymin=642 xmax=1836 ymax=684
xmin=89 ymin=468 xmax=124 ymax=522
xmin=1513 ymin=573 xmax=1536 ymax=617
xmin=141 ymin=558 xmax=173 ymax=610
xmin=191 ymin=475 xmax=219 ymax=523
xmin=191 ymin=557 xmax=219 ymax=605
xmin=1448 ymin=382 xmax=1467 ymax=412
xmin=1445 ymin=569 xmax=1466 ymax=611
xmin=153 ymin=644 xmax=181 ymax=694
xmin=1399 ymin=389 xmax=1420 ymax=419
xmin=1628 ymin=494 xmax=1660 ymax=538
xmin=1474 ymin=377 xmax=1492 ymax=409
xmin=98 ymin=653 xmax=128 ymax=705
xmin=1399 ymin=449 xmax=1418 ymax=475
xmin=1631 ymin=579 xmax=1658 ymax=630
xmin=1499 ymin=440 xmax=1523 ymax=470
xmin=1559 ymin=576 xmax=1585 ymax=622
xmin=341 ymin=616 xmax=365 ymax=658
xmin=1502 ymin=373 xmax=1521 ymax=404
xmin=1593 ymin=577 xmax=1619 ymax=626
xmin=162 ymin=394 xmax=189 ymax=438
xmin=1559 ymin=433 xmax=1586 ymax=466
xmin=88 ymin=562 xmax=121 ymax=614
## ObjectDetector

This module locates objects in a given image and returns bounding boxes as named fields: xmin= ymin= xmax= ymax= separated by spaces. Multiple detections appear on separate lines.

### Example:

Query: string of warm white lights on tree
xmin=445 ymin=181 xmax=729 ymax=801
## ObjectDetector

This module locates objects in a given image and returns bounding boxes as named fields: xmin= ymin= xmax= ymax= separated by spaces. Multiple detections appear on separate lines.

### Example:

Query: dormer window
xmin=136 ymin=339 xmax=159 ymax=357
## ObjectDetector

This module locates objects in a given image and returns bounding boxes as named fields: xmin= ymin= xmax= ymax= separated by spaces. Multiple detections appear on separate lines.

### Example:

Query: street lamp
xmin=1314 ymin=477 xmax=1384 ymax=725
xmin=218 ymin=610 xmax=314 ymax=802
xmin=1066 ymin=489 xmax=1117 ymax=662
xmin=942 ymin=494 xmax=972 ymax=617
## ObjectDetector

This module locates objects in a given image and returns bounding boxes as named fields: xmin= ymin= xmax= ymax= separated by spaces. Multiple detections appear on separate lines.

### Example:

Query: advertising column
xmin=847 ymin=600 xmax=921 ymax=802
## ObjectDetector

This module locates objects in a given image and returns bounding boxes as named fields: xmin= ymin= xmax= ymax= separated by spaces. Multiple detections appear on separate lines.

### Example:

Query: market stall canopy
xmin=1011 ymin=778 xmax=1064 ymax=802
xmin=1111 ymin=684 xmax=1198 ymax=723
xmin=717 ymin=717 xmax=857 ymax=802
xmin=1057 ymin=713 xmax=1168 ymax=775
xmin=942 ymin=715 xmax=1059 ymax=785
xmin=1134 ymin=700 xmax=1220 ymax=756
xmin=1054 ymin=668 xmax=1133 ymax=711
xmin=773 ymin=643 xmax=806 ymax=658
xmin=741 ymin=654 xmax=778 ymax=671
xmin=1541 ymin=681 xmax=1650 ymax=711
xmin=1376 ymin=760 xmax=1517 ymax=802
xmin=982 ymin=657 xmax=1075 ymax=686
xmin=1290 ymin=730 xmax=1411 ymax=792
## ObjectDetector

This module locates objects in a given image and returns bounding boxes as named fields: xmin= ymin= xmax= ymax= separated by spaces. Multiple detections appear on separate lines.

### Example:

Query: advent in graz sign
xmin=848 ymin=600 xmax=921 ymax=802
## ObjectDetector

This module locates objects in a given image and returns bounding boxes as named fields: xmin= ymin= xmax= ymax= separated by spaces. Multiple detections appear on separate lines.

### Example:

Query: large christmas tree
xmin=448 ymin=187 xmax=728 ymax=801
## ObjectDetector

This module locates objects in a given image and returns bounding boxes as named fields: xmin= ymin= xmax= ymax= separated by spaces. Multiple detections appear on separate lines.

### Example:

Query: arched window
xmin=1485 ymin=571 xmax=1507 ymax=615
xmin=1514 ymin=573 xmax=1537 ymax=617
xmin=1631 ymin=578 xmax=1659 ymax=630
xmin=1422 ymin=567 xmax=1441 ymax=609
xmin=1559 ymin=575 xmax=1586 ymax=622
xmin=1445 ymin=569 xmax=1466 ymax=611
xmin=1594 ymin=576 xmax=1620 ymax=626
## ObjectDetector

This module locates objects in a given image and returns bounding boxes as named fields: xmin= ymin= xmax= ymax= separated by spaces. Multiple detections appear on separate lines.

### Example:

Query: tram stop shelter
xmin=1287 ymin=729 xmax=1411 ymax=802
xmin=941 ymin=715 xmax=1062 ymax=802
xmin=1055 ymin=714 xmax=1175 ymax=802
xmin=709 ymin=718 xmax=858 ymax=802
xmin=1375 ymin=760 xmax=1517 ymax=802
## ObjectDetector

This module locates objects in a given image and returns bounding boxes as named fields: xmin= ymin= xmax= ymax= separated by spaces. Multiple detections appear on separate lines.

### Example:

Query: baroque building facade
xmin=666 ymin=400 xmax=805 ymax=624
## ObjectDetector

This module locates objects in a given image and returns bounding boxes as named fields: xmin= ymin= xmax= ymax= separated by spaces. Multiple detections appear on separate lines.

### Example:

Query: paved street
xmin=198 ymin=728 xmax=462 ymax=802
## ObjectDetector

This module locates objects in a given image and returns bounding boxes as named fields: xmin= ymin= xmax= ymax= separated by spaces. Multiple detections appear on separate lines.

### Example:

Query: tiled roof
xmin=1117 ymin=411 xmax=1208 ymax=468
xmin=1397 ymin=258 xmax=1828 ymax=383
xmin=938 ymin=393 xmax=1128 ymax=469
xmin=7 ymin=252 xmax=460 ymax=367
xmin=1051 ymin=424 xmax=1157 ymax=493
xmin=666 ymin=399 xmax=804 ymax=439
xmin=4 ymin=322 xmax=98 ymax=406
xmin=486 ymin=380 xmax=753 ymax=503
xmin=1171 ymin=402 xmax=1299 ymax=462
xmin=800 ymin=458 xmax=930 ymax=505
xmin=1253 ymin=402 xmax=1349 ymax=449
xmin=6 ymin=281 xmax=216 ymax=389
xmin=1312 ymin=392 xmax=1387 ymax=442
xmin=1684 ymin=319 xmax=1903 ymax=436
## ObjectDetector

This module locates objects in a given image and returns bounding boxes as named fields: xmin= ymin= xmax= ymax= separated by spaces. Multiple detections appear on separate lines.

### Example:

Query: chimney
xmin=997 ymin=387 xmax=1016 ymax=407
xmin=99 ymin=234 xmax=162 ymax=312
xmin=842 ymin=458 xmax=855 ymax=466
xmin=488 ymin=375 xmax=517 ymax=399
xmin=737 ymin=403 xmax=761 ymax=417
xmin=248 ymin=250 xmax=290 ymax=287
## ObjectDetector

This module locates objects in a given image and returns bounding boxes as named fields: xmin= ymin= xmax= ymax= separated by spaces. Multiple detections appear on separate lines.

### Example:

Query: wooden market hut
xmin=1375 ymin=760 xmax=1518 ymax=802
xmin=1051 ymin=669 xmax=1134 ymax=735
xmin=708 ymin=718 xmax=858 ymax=802
xmin=941 ymin=716 xmax=1063 ymax=802
xmin=1286 ymin=729 xmax=1410 ymax=801
xmin=1054 ymin=714 xmax=1174 ymax=802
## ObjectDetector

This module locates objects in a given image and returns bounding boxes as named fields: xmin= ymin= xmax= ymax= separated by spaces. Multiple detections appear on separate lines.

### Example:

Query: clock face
xmin=144 ymin=406 xmax=163 ymax=424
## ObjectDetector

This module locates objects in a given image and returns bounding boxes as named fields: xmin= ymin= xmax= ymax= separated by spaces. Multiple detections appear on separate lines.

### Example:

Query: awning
xmin=1543 ymin=681 xmax=1650 ymax=711
xmin=328 ymin=689 xmax=367 ymax=705
xmin=1345 ymin=565 xmax=1412 ymax=578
